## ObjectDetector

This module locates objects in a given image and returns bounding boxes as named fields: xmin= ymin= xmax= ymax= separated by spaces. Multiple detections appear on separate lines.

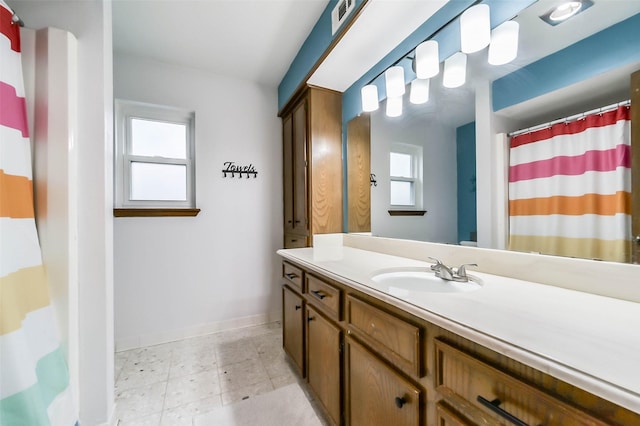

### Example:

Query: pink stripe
xmin=509 ymin=145 xmax=630 ymax=183
xmin=0 ymin=81 xmax=29 ymax=137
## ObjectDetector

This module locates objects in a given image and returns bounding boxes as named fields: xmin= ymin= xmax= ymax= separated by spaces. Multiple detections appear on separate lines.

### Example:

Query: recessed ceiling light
xmin=540 ymin=0 xmax=594 ymax=26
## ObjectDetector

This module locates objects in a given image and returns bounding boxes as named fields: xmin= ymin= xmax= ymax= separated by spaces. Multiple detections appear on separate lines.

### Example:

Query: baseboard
xmin=115 ymin=310 xmax=281 ymax=352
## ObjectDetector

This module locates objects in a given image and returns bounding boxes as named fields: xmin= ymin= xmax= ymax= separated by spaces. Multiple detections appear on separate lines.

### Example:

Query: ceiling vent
xmin=331 ymin=0 xmax=355 ymax=35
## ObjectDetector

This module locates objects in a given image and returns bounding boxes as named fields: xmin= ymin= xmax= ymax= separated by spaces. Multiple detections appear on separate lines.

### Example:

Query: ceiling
xmin=112 ymin=0 xmax=329 ymax=87
xmin=113 ymin=0 xmax=640 ymax=116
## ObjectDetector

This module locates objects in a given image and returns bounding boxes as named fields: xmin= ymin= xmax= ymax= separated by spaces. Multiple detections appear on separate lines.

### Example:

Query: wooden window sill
xmin=388 ymin=210 xmax=427 ymax=216
xmin=114 ymin=208 xmax=201 ymax=217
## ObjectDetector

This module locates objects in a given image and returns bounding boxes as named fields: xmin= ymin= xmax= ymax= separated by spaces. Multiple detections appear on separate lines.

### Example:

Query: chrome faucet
xmin=429 ymin=258 xmax=477 ymax=282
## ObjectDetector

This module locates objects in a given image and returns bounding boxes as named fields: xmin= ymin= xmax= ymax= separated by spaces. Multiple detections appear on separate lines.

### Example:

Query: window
xmin=114 ymin=100 xmax=198 ymax=215
xmin=389 ymin=143 xmax=422 ymax=209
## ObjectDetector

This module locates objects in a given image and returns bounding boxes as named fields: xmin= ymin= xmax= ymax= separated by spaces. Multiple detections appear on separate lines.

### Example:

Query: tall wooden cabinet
xmin=281 ymin=86 xmax=343 ymax=248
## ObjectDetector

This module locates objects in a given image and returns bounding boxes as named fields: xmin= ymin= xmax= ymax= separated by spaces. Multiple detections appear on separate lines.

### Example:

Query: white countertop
xmin=277 ymin=246 xmax=640 ymax=414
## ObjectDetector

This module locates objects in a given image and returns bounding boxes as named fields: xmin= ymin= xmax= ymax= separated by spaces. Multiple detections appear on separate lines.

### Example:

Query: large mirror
xmin=339 ymin=0 xmax=640 ymax=263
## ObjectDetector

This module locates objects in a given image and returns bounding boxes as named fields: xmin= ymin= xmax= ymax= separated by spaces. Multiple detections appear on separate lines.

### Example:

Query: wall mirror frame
xmin=313 ymin=0 xmax=640 ymax=264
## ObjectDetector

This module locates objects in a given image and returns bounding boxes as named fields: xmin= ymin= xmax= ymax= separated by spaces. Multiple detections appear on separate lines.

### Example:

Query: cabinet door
xmin=347 ymin=337 xmax=421 ymax=426
xmin=307 ymin=305 xmax=341 ymax=425
xmin=292 ymin=100 xmax=308 ymax=235
xmin=282 ymin=286 xmax=304 ymax=375
xmin=283 ymin=114 xmax=294 ymax=234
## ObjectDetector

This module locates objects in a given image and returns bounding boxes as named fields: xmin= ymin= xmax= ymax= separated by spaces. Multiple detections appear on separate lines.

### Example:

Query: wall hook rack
xmin=370 ymin=173 xmax=377 ymax=187
xmin=222 ymin=161 xmax=258 ymax=178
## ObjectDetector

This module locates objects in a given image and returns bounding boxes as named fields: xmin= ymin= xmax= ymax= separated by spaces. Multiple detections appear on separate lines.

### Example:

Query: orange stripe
xmin=509 ymin=191 xmax=630 ymax=216
xmin=0 ymin=265 xmax=50 ymax=335
xmin=509 ymin=235 xmax=631 ymax=263
xmin=0 ymin=170 xmax=34 ymax=218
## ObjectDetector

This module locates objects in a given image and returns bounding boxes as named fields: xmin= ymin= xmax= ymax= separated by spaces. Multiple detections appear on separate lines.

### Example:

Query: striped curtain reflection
xmin=508 ymin=105 xmax=631 ymax=262
xmin=0 ymin=2 xmax=77 ymax=424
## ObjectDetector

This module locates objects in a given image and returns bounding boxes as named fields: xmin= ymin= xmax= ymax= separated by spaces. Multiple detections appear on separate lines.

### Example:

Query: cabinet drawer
xmin=306 ymin=274 xmax=341 ymax=319
xmin=284 ymin=233 xmax=307 ymax=248
xmin=436 ymin=403 xmax=474 ymax=426
xmin=435 ymin=339 xmax=608 ymax=426
xmin=347 ymin=296 xmax=422 ymax=377
xmin=282 ymin=262 xmax=304 ymax=291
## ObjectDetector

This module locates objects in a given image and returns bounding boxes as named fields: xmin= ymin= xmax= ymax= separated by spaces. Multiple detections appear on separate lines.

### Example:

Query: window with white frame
xmin=115 ymin=100 xmax=195 ymax=209
xmin=389 ymin=143 xmax=422 ymax=209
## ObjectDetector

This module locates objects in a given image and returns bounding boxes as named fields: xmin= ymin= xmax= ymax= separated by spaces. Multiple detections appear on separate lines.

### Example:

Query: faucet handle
xmin=456 ymin=263 xmax=477 ymax=278
xmin=428 ymin=257 xmax=443 ymax=271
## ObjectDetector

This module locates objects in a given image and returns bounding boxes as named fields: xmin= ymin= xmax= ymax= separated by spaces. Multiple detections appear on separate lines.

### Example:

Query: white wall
xmin=370 ymin=109 xmax=458 ymax=244
xmin=113 ymin=53 xmax=283 ymax=350
xmin=9 ymin=0 xmax=114 ymax=424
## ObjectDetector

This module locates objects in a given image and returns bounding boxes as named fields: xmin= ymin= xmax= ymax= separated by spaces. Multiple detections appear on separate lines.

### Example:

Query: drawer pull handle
xmin=394 ymin=397 xmax=406 ymax=409
xmin=295 ymin=305 xmax=301 ymax=310
xmin=311 ymin=290 xmax=326 ymax=300
xmin=285 ymin=273 xmax=298 ymax=280
xmin=477 ymin=396 xmax=528 ymax=426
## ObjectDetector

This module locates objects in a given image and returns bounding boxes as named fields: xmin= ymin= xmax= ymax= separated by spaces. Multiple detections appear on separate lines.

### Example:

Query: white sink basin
xmin=370 ymin=267 xmax=481 ymax=296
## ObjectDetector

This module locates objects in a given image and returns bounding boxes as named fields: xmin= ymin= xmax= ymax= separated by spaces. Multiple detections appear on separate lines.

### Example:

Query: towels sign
xmin=222 ymin=161 xmax=258 ymax=178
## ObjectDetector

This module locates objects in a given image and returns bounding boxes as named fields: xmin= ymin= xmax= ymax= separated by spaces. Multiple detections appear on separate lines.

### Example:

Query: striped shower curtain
xmin=0 ymin=2 xmax=77 ymax=425
xmin=508 ymin=105 xmax=631 ymax=263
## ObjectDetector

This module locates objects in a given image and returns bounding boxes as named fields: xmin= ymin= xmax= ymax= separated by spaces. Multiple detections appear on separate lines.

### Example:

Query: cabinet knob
xmin=394 ymin=397 xmax=406 ymax=409
xmin=295 ymin=305 xmax=301 ymax=310
xmin=307 ymin=316 xmax=315 ymax=322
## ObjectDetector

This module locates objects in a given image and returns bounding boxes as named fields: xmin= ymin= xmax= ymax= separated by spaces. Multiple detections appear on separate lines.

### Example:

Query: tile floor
xmin=114 ymin=321 xmax=328 ymax=425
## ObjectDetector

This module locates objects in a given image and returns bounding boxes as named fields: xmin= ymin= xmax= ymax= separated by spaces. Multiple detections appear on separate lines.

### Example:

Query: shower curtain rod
xmin=508 ymin=99 xmax=631 ymax=138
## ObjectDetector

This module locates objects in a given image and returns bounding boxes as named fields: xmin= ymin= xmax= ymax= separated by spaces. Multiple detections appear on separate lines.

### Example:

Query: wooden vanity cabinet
xmin=281 ymin=85 xmax=343 ymax=248
xmin=279 ymin=260 xmax=640 ymax=426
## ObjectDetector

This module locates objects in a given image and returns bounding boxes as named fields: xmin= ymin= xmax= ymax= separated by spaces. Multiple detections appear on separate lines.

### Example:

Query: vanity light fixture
xmin=385 ymin=66 xmax=406 ymax=98
xmin=488 ymin=20 xmax=519 ymax=65
xmin=386 ymin=96 xmax=403 ymax=117
xmin=540 ymin=0 xmax=593 ymax=26
xmin=460 ymin=4 xmax=490 ymax=54
xmin=361 ymin=84 xmax=379 ymax=112
xmin=443 ymin=52 xmax=467 ymax=88
xmin=415 ymin=40 xmax=439 ymax=79
xmin=409 ymin=79 xmax=430 ymax=104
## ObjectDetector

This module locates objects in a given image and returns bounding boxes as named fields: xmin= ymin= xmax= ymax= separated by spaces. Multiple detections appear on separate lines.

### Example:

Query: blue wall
xmin=456 ymin=122 xmax=476 ymax=243
xmin=277 ymin=0 xmax=365 ymax=112
xmin=493 ymin=12 xmax=640 ymax=111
